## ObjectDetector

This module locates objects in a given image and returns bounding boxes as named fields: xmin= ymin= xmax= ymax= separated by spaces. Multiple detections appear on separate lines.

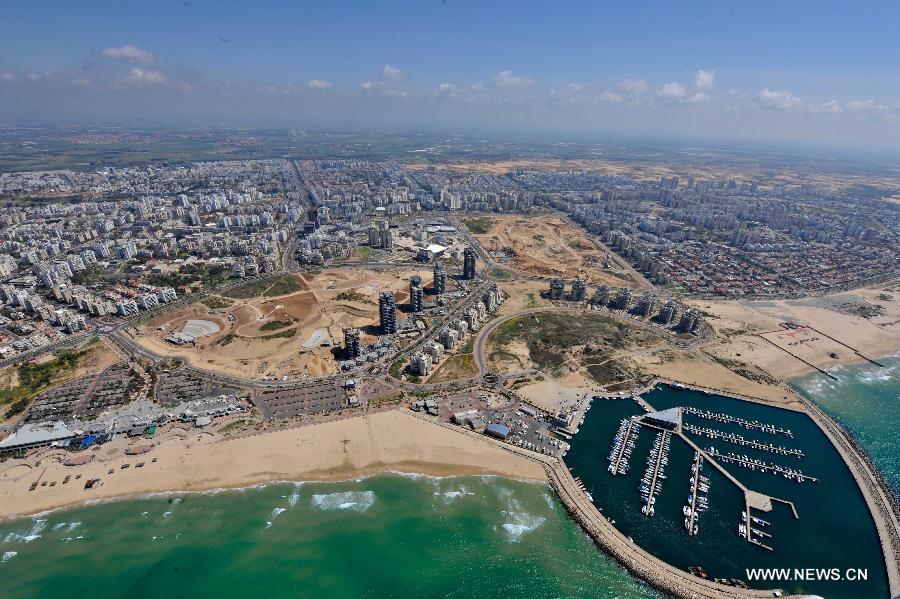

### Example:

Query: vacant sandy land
xmin=472 ymin=215 xmax=633 ymax=286
xmin=0 ymin=410 xmax=546 ymax=520
xmin=694 ymin=287 xmax=900 ymax=379
xmin=133 ymin=267 xmax=431 ymax=379
xmin=632 ymin=348 xmax=801 ymax=408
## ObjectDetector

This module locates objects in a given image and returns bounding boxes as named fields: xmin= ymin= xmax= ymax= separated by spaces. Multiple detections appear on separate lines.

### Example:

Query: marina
xmin=682 ymin=424 xmax=804 ymax=458
xmin=639 ymin=431 xmax=670 ymax=516
xmin=564 ymin=384 xmax=890 ymax=598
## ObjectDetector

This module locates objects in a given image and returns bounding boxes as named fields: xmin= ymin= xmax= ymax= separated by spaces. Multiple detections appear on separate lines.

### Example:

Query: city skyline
xmin=3 ymin=1 xmax=900 ymax=146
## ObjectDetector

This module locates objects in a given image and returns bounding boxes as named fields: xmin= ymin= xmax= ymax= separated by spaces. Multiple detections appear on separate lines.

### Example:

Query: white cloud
xmin=686 ymin=92 xmax=710 ymax=104
xmin=493 ymin=69 xmax=533 ymax=88
xmin=846 ymin=99 xmax=887 ymax=112
xmin=620 ymin=78 xmax=651 ymax=94
xmin=754 ymin=88 xmax=803 ymax=110
xmin=814 ymin=100 xmax=843 ymax=114
xmin=307 ymin=79 xmax=333 ymax=90
xmin=657 ymin=82 xmax=688 ymax=103
xmin=694 ymin=69 xmax=715 ymax=90
xmin=0 ymin=73 xmax=15 ymax=81
xmin=101 ymin=44 xmax=154 ymax=64
xmin=598 ymin=91 xmax=623 ymax=103
xmin=381 ymin=64 xmax=406 ymax=81
xmin=71 ymin=77 xmax=91 ymax=87
xmin=125 ymin=67 xmax=167 ymax=85
xmin=438 ymin=82 xmax=456 ymax=95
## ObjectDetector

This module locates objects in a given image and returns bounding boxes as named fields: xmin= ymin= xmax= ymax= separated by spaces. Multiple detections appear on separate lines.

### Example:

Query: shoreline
xmin=2 ymin=466 xmax=547 ymax=524
xmin=0 ymin=410 xmax=547 ymax=522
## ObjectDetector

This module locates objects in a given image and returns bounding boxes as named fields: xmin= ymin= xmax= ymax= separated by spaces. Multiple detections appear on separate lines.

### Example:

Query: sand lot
xmin=469 ymin=215 xmax=636 ymax=286
xmin=694 ymin=283 xmax=900 ymax=379
xmin=133 ymin=268 xmax=430 ymax=380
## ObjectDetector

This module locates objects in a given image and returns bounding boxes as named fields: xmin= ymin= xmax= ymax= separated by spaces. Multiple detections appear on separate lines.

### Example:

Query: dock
xmin=682 ymin=407 xmax=793 ymax=438
xmin=608 ymin=418 xmax=640 ymax=475
xmin=639 ymin=431 xmax=670 ymax=516
xmin=683 ymin=424 xmax=804 ymax=458
xmin=706 ymin=447 xmax=818 ymax=483
xmin=684 ymin=451 xmax=707 ymax=536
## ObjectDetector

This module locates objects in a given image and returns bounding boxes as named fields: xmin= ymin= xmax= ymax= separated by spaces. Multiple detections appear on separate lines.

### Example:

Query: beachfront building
xmin=0 ymin=421 xmax=77 ymax=455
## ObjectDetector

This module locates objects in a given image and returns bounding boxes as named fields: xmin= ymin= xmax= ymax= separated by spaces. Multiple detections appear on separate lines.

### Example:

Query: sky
xmin=2 ymin=0 xmax=900 ymax=147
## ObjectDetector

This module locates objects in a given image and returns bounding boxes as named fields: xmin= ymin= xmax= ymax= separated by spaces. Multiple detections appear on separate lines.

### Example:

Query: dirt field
xmin=133 ymin=268 xmax=431 ymax=380
xmin=469 ymin=214 xmax=636 ymax=286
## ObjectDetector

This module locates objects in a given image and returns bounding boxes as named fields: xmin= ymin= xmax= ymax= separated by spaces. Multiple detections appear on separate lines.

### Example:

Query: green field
xmin=0 ymin=343 xmax=98 ymax=417
xmin=462 ymin=217 xmax=495 ymax=235
xmin=224 ymin=274 xmax=303 ymax=299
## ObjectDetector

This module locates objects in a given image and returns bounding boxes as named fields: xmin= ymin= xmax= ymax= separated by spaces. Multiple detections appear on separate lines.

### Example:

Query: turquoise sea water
xmin=0 ymin=474 xmax=658 ymax=598
xmin=791 ymin=353 xmax=900 ymax=494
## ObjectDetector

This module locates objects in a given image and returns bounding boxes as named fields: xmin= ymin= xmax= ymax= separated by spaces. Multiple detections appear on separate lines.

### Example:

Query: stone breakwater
xmin=543 ymin=461 xmax=792 ymax=599
xmin=796 ymin=395 xmax=900 ymax=597
xmin=408 ymin=412 xmax=792 ymax=599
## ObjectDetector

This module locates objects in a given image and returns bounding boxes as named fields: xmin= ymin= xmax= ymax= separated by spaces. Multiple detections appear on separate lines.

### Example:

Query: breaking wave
xmin=311 ymin=491 xmax=375 ymax=512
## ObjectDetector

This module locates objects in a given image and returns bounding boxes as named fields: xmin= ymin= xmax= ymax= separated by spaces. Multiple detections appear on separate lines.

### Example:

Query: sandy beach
xmin=694 ymin=285 xmax=900 ymax=380
xmin=0 ymin=410 xmax=546 ymax=521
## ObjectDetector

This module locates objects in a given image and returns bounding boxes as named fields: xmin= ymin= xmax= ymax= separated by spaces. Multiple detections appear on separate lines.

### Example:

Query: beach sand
xmin=693 ymin=286 xmax=900 ymax=380
xmin=0 ymin=410 xmax=546 ymax=520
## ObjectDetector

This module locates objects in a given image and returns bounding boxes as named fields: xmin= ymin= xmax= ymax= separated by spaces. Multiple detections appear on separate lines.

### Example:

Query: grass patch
xmin=489 ymin=312 xmax=662 ymax=375
xmin=215 ymin=333 xmax=238 ymax=346
xmin=462 ymin=217 xmax=495 ymax=235
xmin=0 ymin=348 xmax=92 ymax=415
xmin=147 ymin=263 xmax=229 ymax=291
xmin=334 ymin=291 xmax=373 ymax=304
xmin=261 ymin=327 xmax=296 ymax=340
xmin=355 ymin=246 xmax=375 ymax=262
xmin=201 ymin=296 xmax=233 ymax=309
xmin=428 ymin=353 xmax=477 ymax=383
xmin=259 ymin=319 xmax=295 ymax=331
xmin=225 ymin=274 xmax=302 ymax=299
xmin=389 ymin=360 xmax=405 ymax=379
xmin=487 ymin=268 xmax=512 ymax=281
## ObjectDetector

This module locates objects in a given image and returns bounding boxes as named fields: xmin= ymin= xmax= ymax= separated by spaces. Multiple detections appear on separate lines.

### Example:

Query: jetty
xmin=755 ymin=333 xmax=839 ymax=381
xmin=608 ymin=418 xmax=640 ymax=475
xmin=706 ymin=447 xmax=819 ymax=483
xmin=640 ymin=431 xmax=670 ymax=516
xmin=683 ymin=424 xmax=804 ymax=458
xmin=684 ymin=451 xmax=709 ymax=536
xmin=682 ymin=407 xmax=793 ymax=438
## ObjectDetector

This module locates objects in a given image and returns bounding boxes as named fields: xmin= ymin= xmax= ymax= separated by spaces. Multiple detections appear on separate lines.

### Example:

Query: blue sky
xmin=2 ymin=1 xmax=900 ymax=145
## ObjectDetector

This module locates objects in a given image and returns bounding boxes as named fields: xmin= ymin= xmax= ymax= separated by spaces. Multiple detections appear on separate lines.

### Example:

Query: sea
xmin=791 ymin=352 xmax=900 ymax=495
xmin=0 ymin=474 xmax=659 ymax=598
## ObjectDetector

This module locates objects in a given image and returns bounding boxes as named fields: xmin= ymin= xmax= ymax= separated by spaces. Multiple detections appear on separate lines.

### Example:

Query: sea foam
xmin=501 ymin=511 xmax=546 ymax=541
xmin=3 ymin=519 xmax=47 ymax=544
xmin=311 ymin=491 xmax=375 ymax=512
